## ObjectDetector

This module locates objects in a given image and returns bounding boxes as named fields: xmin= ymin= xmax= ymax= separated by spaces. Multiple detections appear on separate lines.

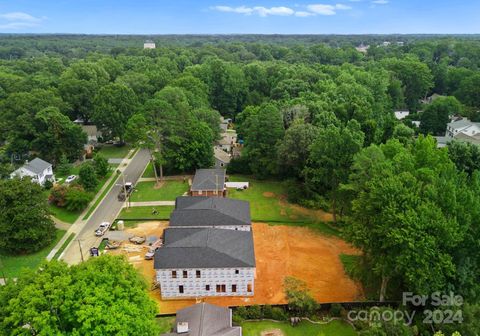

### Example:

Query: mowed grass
xmin=156 ymin=316 xmax=175 ymax=334
xmin=0 ymin=229 xmax=66 ymax=278
xmin=142 ymin=162 xmax=155 ymax=178
xmin=118 ymin=205 xmax=174 ymax=220
xmin=241 ymin=320 xmax=357 ymax=336
xmin=130 ymin=181 xmax=189 ymax=202
xmin=96 ymin=144 xmax=132 ymax=159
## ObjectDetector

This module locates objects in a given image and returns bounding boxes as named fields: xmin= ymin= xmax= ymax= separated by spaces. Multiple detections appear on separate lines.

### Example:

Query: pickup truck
xmin=118 ymin=182 xmax=133 ymax=201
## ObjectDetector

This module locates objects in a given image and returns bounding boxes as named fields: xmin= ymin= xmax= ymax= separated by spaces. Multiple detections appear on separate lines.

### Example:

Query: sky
xmin=0 ymin=0 xmax=479 ymax=35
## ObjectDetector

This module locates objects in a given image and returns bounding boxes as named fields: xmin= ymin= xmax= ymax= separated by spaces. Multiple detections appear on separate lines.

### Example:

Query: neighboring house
xmin=394 ymin=110 xmax=410 ymax=120
xmin=154 ymin=227 xmax=256 ymax=299
xmin=420 ymin=93 xmax=443 ymax=105
xmin=445 ymin=118 xmax=480 ymax=138
xmin=162 ymin=303 xmax=241 ymax=336
xmin=355 ymin=43 xmax=369 ymax=53
xmin=10 ymin=158 xmax=55 ymax=186
xmin=190 ymin=169 xmax=226 ymax=197
xmin=144 ymin=40 xmax=156 ymax=49
xmin=381 ymin=41 xmax=391 ymax=47
xmin=218 ymin=132 xmax=237 ymax=152
xmin=214 ymin=146 xmax=231 ymax=168
xmin=81 ymin=125 xmax=102 ymax=145
xmin=170 ymin=196 xmax=251 ymax=231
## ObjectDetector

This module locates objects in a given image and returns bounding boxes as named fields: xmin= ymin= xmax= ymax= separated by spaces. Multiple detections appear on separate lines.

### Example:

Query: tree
xmin=93 ymin=153 xmax=109 ymax=177
xmin=284 ymin=276 xmax=319 ymax=315
xmin=0 ymin=255 xmax=160 ymax=335
xmin=447 ymin=140 xmax=480 ymax=176
xmin=33 ymin=107 xmax=87 ymax=164
xmin=455 ymin=73 xmax=480 ymax=109
xmin=392 ymin=123 xmax=415 ymax=145
xmin=277 ymin=119 xmax=318 ymax=179
xmin=242 ymin=103 xmax=285 ymax=179
xmin=56 ymin=154 xmax=72 ymax=176
xmin=0 ymin=178 xmax=55 ymax=253
xmin=79 ymin=162 xmax=98 ymax=191
xmin=420 ymin=96 xmax=463 ymax=135
xmin=306 ymin=120 xmax=364 ymax=222
xmin=93 ymin=83 xmax=138 ymax=142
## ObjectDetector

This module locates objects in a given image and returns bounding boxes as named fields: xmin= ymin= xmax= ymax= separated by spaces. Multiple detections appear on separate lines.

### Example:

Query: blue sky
xmin=0 ymin=0 xmax=479 ymax=34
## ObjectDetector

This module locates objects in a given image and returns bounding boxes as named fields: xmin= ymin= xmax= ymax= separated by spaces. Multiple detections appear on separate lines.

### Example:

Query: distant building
xmin=214 ymin=146 xmax=231 ymax=168
xmin=420 ymin=93 xmax=443 ymax=105
xmin=154 ymin=227 xmax=255 ymax=299
xmin=190 ymin=169 xmax=226 ymax=197
xmin=445 ymin=118 xmax=480 ymax=138
xmin=144 ymin=40 xmax=156 ymax=49
xmin=397 ymin=41 xmax=405 ymax=47
xmin=355 ymin=43 xmax=370 ymax=53
xmin=10 ymin=158 xmax=55 ymax=186
xmin=394 ymin=110 xmax=410 ymax=120
xmin=81 ymin=125 xmax=102 ymax=145
xmin=381 ymin=41 xmax=391 ymax=47
xmin=162 ymin=303 xmax=241 ymax=336
xmin=170 ymin=196 xmax=251 ymax=231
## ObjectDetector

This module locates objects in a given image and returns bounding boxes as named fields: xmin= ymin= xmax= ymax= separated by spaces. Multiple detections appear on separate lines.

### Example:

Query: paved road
xmin=62 ymin=149 xmax=151 ymax=264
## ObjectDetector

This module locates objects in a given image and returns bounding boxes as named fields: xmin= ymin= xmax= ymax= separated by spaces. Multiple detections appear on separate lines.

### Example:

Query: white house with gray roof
xmin=170 ymin=196 xmax=251 ymax=231
xmin=162 ymin=303 xmax=241 ymax=336
xmin=154 ymin=227 xmax=255 ymax=299
xmin=10 ymin=158 xmax=54 ymax=186
xmin=446 ymin=118 xmax=480 ymax=138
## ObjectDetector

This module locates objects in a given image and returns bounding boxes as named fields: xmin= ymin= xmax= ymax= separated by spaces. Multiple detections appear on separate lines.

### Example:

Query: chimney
xmin=177 ymin=322 xmax=189 ymax=334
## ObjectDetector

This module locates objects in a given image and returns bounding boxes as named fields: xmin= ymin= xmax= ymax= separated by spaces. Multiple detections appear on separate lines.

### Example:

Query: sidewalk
xmin=46 ymin=150 xmax=134 ymax=261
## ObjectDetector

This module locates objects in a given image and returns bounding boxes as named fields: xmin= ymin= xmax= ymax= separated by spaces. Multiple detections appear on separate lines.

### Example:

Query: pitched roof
xmin=23 ymin=158 xmax=52 ymax=174
xmin=154 ymin=228 xmax=255 ymax=269
xmin=163 ymin=303 xmax=240 ymax=336
xmin=214 ymin=147 xmax=231 ymax=164
xmin=171 ymin=197 xmax=250 ymax=228
xmin=447 ymin=118 xmax=479 ymax=131
xmin=191 ymin=169 xmax=226 ymax=191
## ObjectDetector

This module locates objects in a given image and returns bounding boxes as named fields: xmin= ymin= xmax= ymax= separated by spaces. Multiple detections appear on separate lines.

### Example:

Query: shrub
xmin=93 ymin=154 xmax=109 ymax=177
xmin=65 ymin=186 xmax=93 ymax=211
xmin=246 ymin=305 xmax=262 ymax=319
xmin=43 ymin=179 xmax=53 ymax=190
xmin=227 ymin=156 xmax=251 ymax=175
xmin=233 ymin=306 xmax=248 ymax=322
xmin=49 ymin=184 xmax=68 ymax=207
xmin=271 ymin=307 xmax=288 ymax=321
xmin=329 ymin=303 xmax=343 ymax=317
xmin=56 ymin=155 xmax=72 ymax=176
xmin=79 ymin=162 xmax=98 ymax=191
xmin=284 ymin=276 xmax=320 ymax=316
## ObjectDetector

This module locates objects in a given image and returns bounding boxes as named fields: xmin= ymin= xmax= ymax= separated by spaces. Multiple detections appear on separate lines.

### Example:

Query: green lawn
xmin=49 ymin=204 xmax=82 ymax=224
xmin=96 ymin=144 xmax=132 ymax=159
xmin=0 ymin=229 xmax=66 ymax=278
xmin=130 ymin=181 xmax=188 ymax=202
xmin=241 ymin=320 xmax=357 ymax=336
xmin=118 ymin=205 xmax=174 ymax=220
xmin=340 ymin=254 xmax=361 ymax=279
xmin=142 ymin=162 xmax=155 ymax=178
xmin=55 ymin=165 xmax=81 ymax=181
xmin=156 ymin=317 xmax=175 ymax=334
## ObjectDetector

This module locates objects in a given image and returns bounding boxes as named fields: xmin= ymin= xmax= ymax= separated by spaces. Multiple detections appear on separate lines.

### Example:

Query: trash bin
xmin=117 ymin=220 xmax=125 ymax=231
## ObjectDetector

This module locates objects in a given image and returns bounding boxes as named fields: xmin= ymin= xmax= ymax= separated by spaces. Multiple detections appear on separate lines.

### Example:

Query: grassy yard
xmin=142 ymin=162 xmax=155 ymax=178
xmin=130 ymin=181 xmax=189 ymax=202
xmin=0 ymin=229 xmax=66 ymax=278
xmin=53 ymin=233 xmax=75 ymax=260
xmin=96 ymin=144 xmax=132 ymax=159
xmin=229 ymin=175 xmax=330 ymax=223
xmin=49 ymin=205 xmax=82 ymax=224
xmin=118 ymin=205 xmax=174 ymax=220
xmin=156 ymin=316 xmax=175 ymax=334
xmin=241 ymin=320 xmax=357 ymax=336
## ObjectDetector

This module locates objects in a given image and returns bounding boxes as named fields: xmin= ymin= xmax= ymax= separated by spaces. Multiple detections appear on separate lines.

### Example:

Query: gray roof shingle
xmin=191 ymin=169 xmax=226 ymax=191
xmin=163 ymin=303 xmax=241 ymax=336
xmin=24 ymin=158 xmax=52 ymax=174
xmin=154 ymin=228 xmax=255 ymax=269
xmin=171 ymin=197 xmax=251 ymax=228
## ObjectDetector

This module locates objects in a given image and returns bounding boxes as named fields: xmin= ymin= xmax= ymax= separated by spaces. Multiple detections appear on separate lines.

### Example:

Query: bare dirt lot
xmin=108 ymin=221 xmax=363 ymax=314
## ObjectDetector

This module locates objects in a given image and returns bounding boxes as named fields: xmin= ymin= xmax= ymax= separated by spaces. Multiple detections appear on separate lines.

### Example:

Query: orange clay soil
xmin=108 ymin=221 xmax=363 ymax=314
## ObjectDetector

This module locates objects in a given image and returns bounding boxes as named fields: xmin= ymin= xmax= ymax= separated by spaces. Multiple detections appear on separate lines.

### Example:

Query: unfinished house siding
xmin=157 ymin=267 xmax=255 ymax=299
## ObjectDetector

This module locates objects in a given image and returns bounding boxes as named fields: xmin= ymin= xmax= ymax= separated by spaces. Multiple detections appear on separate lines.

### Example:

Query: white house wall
xmin=157 ymin=267 xmax=255 ymax=299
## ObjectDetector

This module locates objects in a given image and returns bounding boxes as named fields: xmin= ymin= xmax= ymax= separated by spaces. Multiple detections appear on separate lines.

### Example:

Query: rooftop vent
xmin=177 ymin=322 xmax=189 ymax=334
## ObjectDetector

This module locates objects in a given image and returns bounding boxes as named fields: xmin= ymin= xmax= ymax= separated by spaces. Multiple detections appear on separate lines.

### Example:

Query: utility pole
xmin=76 ymin=239 xmax=84 ymax=262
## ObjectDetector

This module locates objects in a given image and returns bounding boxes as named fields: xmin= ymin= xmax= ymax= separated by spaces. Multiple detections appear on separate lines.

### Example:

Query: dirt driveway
xmin=108 ymin=221 xmax=363 ymax=314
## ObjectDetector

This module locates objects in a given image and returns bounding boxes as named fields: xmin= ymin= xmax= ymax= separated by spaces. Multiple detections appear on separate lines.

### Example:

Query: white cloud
xmin=372 ymin=0 xmax=389 ymax=4
xmin=0 ymin=12 xmax=46 ymax=30
xmin=211 ymin=3 xmax=352 ymax=17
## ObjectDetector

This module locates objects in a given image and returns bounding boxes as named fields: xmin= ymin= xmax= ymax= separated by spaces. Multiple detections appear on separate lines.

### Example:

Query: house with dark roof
xmin=171 ymin=196 xmax=251 ymax=231
xmin=10 ymin=158 xmax=54 ymax=186
xmin=162 ymin=303 xmax=241 ymax=336
xmin=190 ymin=169 xmax=226 ymax=197
xmin=154 ymin=227 xmax=255 ymax=298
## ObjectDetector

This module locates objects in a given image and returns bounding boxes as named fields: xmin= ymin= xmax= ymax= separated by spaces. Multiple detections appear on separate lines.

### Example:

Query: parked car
xmin=144 ymin=248 xmax=156 ymax=260
xmin=65 ymin=175 xmax=77 ymax=183
xmin=95 ymin=222 xmax=111 ymax=236
xmin=118 ymin=182 xmax=134 ymax=201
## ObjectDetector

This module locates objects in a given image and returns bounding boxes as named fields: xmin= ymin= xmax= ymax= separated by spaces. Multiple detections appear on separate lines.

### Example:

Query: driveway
xmin=61 ymin=149 xmax=151 ymax=264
